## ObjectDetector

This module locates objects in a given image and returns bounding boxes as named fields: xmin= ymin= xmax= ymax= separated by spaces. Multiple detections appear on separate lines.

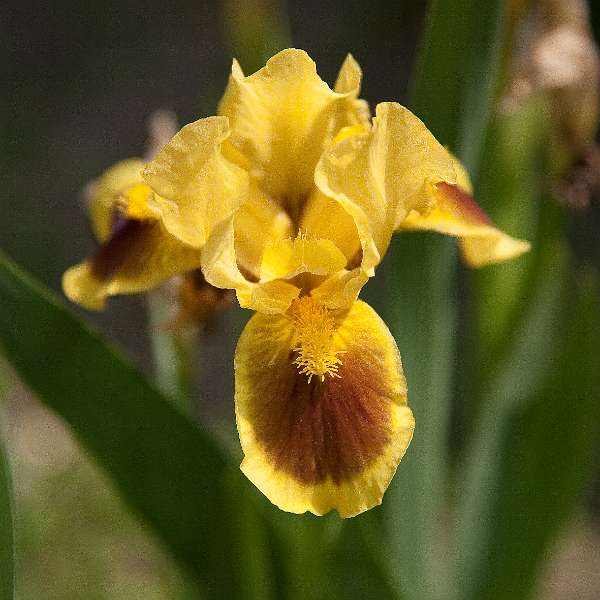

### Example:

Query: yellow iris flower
xmin=63 ymin=49 xmax=529 ymax=517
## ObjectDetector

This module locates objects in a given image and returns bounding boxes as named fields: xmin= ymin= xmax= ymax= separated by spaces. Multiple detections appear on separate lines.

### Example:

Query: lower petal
xmin=234 ymin=300 xmax=414 ymax=517
xmin=399 ymin=182 xmax=531 ymax=267
xmin=63 ymin=222 xmax=202 ymax=310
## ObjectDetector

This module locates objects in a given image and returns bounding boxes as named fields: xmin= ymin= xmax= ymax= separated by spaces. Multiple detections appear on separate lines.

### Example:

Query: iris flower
xmin=64 ymin=49 xmax=529 ymax=517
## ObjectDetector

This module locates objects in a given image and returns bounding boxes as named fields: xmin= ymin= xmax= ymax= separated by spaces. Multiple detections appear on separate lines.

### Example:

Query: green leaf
xmin=453 ymin=232 xmax=568 ymax=599
xmin=381 ymin=234 xmax=456 ymax=600
xmin=487 ymin=269 xmax=600 ymax=599
xmin=381 ymin=1 xmax=506 ymax=599
xmin=466 ymin=98 xmax=547 ymax=402
xmin=411 ymin=0 xmax=505 ymax=174
xmin=0 ymin=427 xmax=14 ymax=600
xmin=457 ymin=266 xmax=600 ymax=600
xmin=260 ymin=510 xmax=396 ymax=600
xmin=0 ymin=251 xmax=267 ymax=598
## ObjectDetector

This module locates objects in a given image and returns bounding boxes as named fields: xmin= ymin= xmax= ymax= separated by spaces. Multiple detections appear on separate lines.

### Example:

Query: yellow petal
xmin=63 ymin=221 xmax=202 ymax=310
xmin=300 ymin=189 xmax=362 ymax=264
xmin=234 ymin=183 xmax=293 ymax=280
xmin=143 ymin=116 xmax=249 ymax=248
xmin=334 ymin=53 xmax=362 ymax=95
xmin=400 ymin=182 xmax=531 ymax=267
xmin=88 ymin=159 xmax=145 ymax=242
xmin=333 ymin=54 xmax=371 ymax=128
xmin=234 ymin=299 xmax=415 ymax=517
xmin=260 ymin=236 xmax=347 ymax=281
xmin=200 ymin=215 xmax=301 ymax=314
xmin=315 ymin=102 xmax=456 ymax=274
xmin=309 ymin=268 xmax=369 ymax=310
xmin=218 ymin=49 xmax=366 ymax=212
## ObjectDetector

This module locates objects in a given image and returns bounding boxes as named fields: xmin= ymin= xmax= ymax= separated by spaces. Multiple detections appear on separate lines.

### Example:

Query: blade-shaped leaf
xmin=457 ymin=266 xmax=600 ymax=600
xmin=381 ymin=234 xmax=456 ymax=600
xmin=0 ymin=252 xmax=266 ymax=598
xmin=381 ymin=1 xmax=506 ymax=599
xmin=453 ymin=233 xmax=568 ymax=599
xmin=410 ymin=0 xmax=505 ymax=173
xmin=261 ymin=509 xmax=397 ymax=600
xmin=466 ymin=99 xmax=547 ymax=406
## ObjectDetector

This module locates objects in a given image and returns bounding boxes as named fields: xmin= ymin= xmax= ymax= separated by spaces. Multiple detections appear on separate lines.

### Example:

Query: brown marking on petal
xmin=251 ymin=352 xmax=392 ymax=485
xmin=436 ymin=182 xmax=494 ymax=226
xmin=90 ymin=218 xmax=153 ymax=280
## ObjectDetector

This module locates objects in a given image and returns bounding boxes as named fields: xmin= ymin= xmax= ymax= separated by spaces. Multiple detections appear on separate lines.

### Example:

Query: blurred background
xmin=2 ymin=0 xmax=600 ymax=598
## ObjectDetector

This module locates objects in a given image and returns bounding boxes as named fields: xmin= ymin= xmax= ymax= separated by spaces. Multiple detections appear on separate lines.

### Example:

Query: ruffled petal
xmin=333 ymin=53 xmax=371 ymax=128
xmin=233 ymin=183 xmax=293 ymax=280
xmin=143 ymin=116 xmax=249 ymax=248
xmin=234 ymin=299 xmax=414 ymax=517
xmin=309 ymin=268 xmax=369 ymax=310
xmin=200 ymin=216 xmax=301 ymax=314
xmin=315 ymin=102 xmax=456 ymax=275
xmin=63 ymin=221 xmax=202 ymax=310
xmin=260 ymin=237 xmax=347 ymax=281
xmin=218 ymin=49 xmax=366 ymax=211
xmin=399 ymin=157 xmax=530 ymax=267
xmin=300 ymin=190 xmax=362 ymax=264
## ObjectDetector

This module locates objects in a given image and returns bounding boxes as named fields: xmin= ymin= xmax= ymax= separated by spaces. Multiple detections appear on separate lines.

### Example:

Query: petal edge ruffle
xmin=234 ymin=299 xmax=414 ymax=517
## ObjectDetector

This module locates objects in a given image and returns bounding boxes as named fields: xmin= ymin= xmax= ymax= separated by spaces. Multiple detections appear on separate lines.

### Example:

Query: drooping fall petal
xmin=398 ymin=157 xmax=530 ymax=267
xmin=63 ymin=219 xmax=202 ymax=311
xmin=65 ymin=167 xmax=203 ymax=310
xmin=234 ymin=299 xmax=415 ymax=517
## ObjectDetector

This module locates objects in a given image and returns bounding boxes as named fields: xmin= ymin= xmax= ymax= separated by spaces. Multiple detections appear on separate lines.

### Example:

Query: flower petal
xmin=234 ymin=183 xmax=293 ymax=280
xmin=143 ymin=116 xmax=249 ymax=248
xmin=315 ymin=102 xmax=456 ymax=275
xmin=399 ymin=175 xmax=531 ymax=267
xmin=200 ymin=216 xmax=300 ymax=314
xmin=63 ymin=222 xmax=202 ymax=311
xmin=309 ymin=268 xmax=369 ymax=310
xmin=333 ymin=53 xmax=371 ymax=127
xmin=234 ymin=299 xmax=414 ymax=517
xmin=88 ymin=159 xmax=145 ymax=242
xmin=300 ymin=190 xmax=362 ymax=264
xmin=260 ymin=237 xmax=348 ymax=281
xmin=218 ymin=49 xmax=366 ymax=211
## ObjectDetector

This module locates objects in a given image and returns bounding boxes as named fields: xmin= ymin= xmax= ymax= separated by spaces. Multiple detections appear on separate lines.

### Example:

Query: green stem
xmin=146 ymin=290 xmax=198 ymax=414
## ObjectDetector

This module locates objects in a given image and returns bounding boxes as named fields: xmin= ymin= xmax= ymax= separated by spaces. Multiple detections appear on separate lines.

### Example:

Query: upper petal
xmin=315 ymin=102 xmax=456 ymax=274
xmin=218 ymin=49 xmax=367 ymax=210
xmin=233 ymin=182 xmax=293 ymax=280
xmin=234 ymin=299 xmax=415 ymax=517
xmin=399 ymin=158 xmax=531 ymax=267
xmin=260 ymin=237 xmax=348 ymax=281
xmin=300 ymin=189 xmax=362 ymax=264
xmin=200 ymin=214 xmax=301 ymax=314
xmin=143 ymin=116 xmax=249 ymax=248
